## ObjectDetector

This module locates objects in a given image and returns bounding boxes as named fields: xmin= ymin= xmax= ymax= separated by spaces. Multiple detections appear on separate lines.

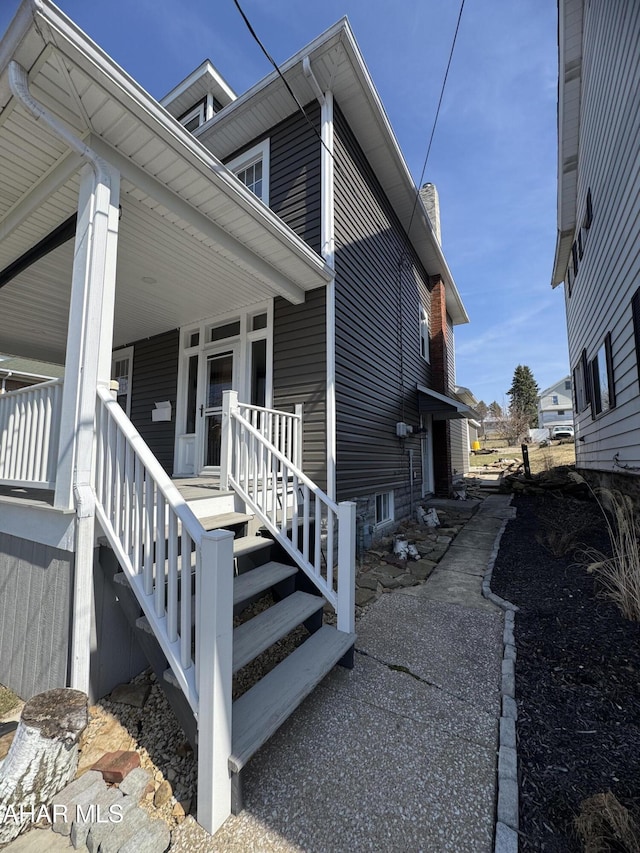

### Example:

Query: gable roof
xmin=0 ymin=353 xmax=63 ymax=380
xmin=194 ymin=18 xmax=469 ymax=325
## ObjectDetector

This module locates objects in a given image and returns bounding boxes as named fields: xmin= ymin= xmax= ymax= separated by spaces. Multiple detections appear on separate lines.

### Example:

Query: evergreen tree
xmin=488 ymin=401 xmax=502 ymax=418
xmin=507 ymin=365 xmax=539 ymax=427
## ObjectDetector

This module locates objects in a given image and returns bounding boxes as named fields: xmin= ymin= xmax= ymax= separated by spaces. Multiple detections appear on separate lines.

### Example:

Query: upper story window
xmin=552 ymin=395 xmax=559 ymax=405
xmin=179 ymin=101 xmax=205 ymax=132
xmin=419 ymin=305 xmax=430 ymax=363
xmin=226 ymin=140 xmax=270 ymax=205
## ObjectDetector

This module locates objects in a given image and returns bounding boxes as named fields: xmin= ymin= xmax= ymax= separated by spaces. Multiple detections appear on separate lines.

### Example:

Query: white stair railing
xmin=94 ymin=386 xmax=233 ymax=834
xmin=237 ymin=401 xmax=303 ymax=469
xmin=0 ymin=379 xmax=63 ymax=489
xmin=221 ymin=390 xmax=355 ymax=634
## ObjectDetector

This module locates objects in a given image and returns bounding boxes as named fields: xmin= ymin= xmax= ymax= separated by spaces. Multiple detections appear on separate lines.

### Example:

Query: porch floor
xmin=0 ymin=485 xmax=55 ymax=509
xmin=172 ymin=476 xmax=231 ymax=502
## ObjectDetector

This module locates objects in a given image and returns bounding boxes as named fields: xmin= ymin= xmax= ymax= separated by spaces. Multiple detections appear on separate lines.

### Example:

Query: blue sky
xmin=0 ymin=0 xmax=564 ymax=406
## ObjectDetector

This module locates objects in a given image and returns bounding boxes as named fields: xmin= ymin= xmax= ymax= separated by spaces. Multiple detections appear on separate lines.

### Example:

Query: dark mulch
xmin=491 ymin=493 xmax=640 ymax=852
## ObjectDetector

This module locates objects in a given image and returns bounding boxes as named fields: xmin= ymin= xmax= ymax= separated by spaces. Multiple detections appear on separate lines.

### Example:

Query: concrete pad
xmin=322 ymin=652 xmax=498 ymax=749
xmin=449 ymin=526 xmax=503 ymax=548
xmin=197 ymin=685 xmax=497 ymax=853
xmin=403 ymin=566 xmax=500 ymax=614
xmin=355 ymin=594 xmax=502 ymax=714
xmin=434 ymin=548 xmax=487 ymax=576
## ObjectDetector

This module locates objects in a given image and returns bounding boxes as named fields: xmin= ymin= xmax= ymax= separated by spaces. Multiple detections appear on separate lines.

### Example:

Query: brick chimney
xmin=420 ymin=183 xmax=441 ymax=246
xmin=429 ymin=273 xmax=452 ymax=496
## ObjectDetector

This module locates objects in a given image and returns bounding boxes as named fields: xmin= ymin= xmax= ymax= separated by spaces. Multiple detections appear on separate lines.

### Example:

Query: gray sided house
xmin=0 ymin=1 xmax=469 ymax=834
xmin=552 ymin=0 xmax=640 ymax=494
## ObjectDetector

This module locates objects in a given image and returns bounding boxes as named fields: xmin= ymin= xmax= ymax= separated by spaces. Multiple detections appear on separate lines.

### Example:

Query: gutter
xmin=304 ymin=55 xmax=337 ymax=501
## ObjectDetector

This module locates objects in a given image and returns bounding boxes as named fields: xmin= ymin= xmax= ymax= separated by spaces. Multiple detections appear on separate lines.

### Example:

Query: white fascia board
xmin=552 ymin=0 xmax=583 ymax=286
xmin=20 ymin=0 xmax=331 ymax=288
xmin=160 ymin=59 xmax=236 ymax=108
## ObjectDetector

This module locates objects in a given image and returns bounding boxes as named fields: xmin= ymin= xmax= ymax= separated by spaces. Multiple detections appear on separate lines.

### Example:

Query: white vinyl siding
xmin=563 ymin=1 xmax=640 ymax=472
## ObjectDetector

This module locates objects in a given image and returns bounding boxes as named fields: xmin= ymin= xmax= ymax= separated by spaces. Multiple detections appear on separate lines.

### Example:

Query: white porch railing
xmin=221 ymin=390 xmax=356 ymax=634
xmin=94 ymin=386 xmax=234 ymax=833
xmin=237 ymin=401 xmax=303 ymax=470
xmin=0 ymin=379 xmax=63 ymax=489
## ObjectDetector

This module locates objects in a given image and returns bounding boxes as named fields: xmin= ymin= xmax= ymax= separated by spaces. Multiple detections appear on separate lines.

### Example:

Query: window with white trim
xmin=179 ymin=102 xmax=205 ymax=132
xmin=375 ymin=491 xmax=394 ymax=527
xmin=419 ymin=305 xmax=430 ymax=362
xmin=226 ymin=140 xmax=270 ymax=205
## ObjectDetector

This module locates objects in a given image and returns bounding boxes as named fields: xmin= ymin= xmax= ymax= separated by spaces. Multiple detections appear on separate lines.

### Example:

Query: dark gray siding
xmin=333 ymin=104 xmax=432 ymax=508
xmin=273 ymin=288 xmax=326 ymax=490
xmin=269 ymin=101 xmax=326 ymax=488
xmin=270 ymin=102 xmax=321 ymax=253
xmin=115 ymin=329 xmax=179 ymax=475
xmin=0 ymin=533 xmax=72 ymax=699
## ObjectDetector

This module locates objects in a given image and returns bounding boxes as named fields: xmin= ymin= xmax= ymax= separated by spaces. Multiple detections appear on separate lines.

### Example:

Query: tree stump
xmin=0 ymin=688 xmax=87 ymax=844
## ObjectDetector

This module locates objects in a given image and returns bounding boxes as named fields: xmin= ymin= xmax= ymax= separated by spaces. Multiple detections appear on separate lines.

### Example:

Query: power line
xmin=405 ymin=0 xmax=466 ymax=247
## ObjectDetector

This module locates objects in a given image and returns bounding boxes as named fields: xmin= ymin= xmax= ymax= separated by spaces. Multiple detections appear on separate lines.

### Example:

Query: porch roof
xmin=417 ymin=384 xmax=476 ymax=421
xmin=0 ymin=1 xmax=332 ymax=363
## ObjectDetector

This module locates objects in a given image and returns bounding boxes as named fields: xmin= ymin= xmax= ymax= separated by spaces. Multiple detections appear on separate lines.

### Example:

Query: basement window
xmin=375 ymin=491 xmax=394 ymax=527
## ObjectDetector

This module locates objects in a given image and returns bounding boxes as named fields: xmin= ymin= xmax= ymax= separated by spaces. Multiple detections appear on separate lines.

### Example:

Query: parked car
xmin=551 ymin=425 xmax=575 ymax=440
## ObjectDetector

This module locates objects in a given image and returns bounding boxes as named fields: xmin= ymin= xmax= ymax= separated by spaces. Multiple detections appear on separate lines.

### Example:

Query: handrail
xmin=237 ymin=400 xmax=302 ymax=469
xmin=94 ymin=386 xmax=204 ymax=712
xmin=0 ymin=378 xmax=63 ymax=489
xmin=223 ymin=390 xmax=355 ymax=629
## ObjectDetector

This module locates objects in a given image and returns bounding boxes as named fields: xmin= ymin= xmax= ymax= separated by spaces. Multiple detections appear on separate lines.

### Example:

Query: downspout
xmin=304 ymin=57 xmax=336 ymax=501
xmin=9 ymin=60 xmax=120 ymax=695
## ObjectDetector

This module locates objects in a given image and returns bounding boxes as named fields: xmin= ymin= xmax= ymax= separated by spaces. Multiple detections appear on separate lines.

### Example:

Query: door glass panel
xmin=207 ymin=352 xmax=233 ymax=408
xmin=186 ymin=354 xmax=198 ymax=434
xmin=250 ymin=339 xmax=267 ymax=407
xmin=204 ymin=351 xmax=234 ymax=467
xmin=205 ymin=414 xmax=223 ymax=467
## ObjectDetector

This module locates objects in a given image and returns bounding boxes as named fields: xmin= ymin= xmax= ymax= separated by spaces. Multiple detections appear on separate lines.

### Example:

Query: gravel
xmin=491 ymin=493 xmax=640 ymax=852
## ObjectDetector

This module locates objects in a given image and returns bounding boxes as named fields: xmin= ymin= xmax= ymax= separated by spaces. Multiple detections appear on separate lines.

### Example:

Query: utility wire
xmin=404 ymin=0 xmax=466 ymax=248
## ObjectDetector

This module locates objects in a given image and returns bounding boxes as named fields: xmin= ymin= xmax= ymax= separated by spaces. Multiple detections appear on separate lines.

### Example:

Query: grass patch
xmin=575 ymin=791 xmax=640 ymax=852
xmin=0 ymin=685 xmax=21 ymax=718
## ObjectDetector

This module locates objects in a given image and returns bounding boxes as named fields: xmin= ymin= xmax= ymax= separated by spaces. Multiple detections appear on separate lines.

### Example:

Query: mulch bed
xmin=491 ymin=493 xmax=640 ymax=852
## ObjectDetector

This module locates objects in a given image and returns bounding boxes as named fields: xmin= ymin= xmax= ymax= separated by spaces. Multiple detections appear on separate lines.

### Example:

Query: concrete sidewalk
xmin=173 ymin=494 xmax=513 ymax=853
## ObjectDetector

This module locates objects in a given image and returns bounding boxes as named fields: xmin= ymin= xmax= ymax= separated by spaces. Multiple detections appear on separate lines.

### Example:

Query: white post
xmin=197 ymin=529 xmax=234 ymax=835
xmin=337 ymin=500 xmax=356 ymax=635
xmin=220 ymin=390 xmax=238 ymax=490
xmin=294 ymin=402 xmax=303 ymax=469
xmin=321 ymin=90 xmax=337 ymax=502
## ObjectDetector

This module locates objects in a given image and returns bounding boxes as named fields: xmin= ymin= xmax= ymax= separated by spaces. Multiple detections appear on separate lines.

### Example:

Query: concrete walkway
xmin=4 ymin=494 xmax=512 ymax=853
xmin=173 ymin=494 xmax=513 ymax=852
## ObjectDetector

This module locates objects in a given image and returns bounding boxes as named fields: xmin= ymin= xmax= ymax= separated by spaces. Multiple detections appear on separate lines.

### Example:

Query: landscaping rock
xmin=154 ymin=779 xmax=173 ymax=808
xmin=109 ymin=682 xmax=151 ymax=709
xmin=357 ymin=572 xmax=380 ymax=591
xmin=118 ymin=767 xmax=153 ymax=801
xmin=92 ymin=750 xmax=140 ymax=783
xmin=409 ymin=559 xmax=437 ymax=580
xmin=118 ymin=815 xmax=171 ymax=853
xmin=51 ymin=770 xmax=106 ymax=836
xmin=355 ymin=588 xmax=377 ymax=606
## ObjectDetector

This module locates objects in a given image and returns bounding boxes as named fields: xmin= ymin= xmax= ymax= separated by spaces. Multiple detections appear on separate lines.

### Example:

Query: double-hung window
xmin=419 ymin=305 xmax=430 ymax=362
xmin=226 ymin=140 xmax=270 ymax=205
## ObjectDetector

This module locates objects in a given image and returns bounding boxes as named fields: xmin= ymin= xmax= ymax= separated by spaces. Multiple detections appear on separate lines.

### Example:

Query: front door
xmin=199 ymin=346 xmax=238 ymax=472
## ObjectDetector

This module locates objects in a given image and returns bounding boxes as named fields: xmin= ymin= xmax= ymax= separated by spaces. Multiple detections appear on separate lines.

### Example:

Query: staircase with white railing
xmin=0 ymin=379 xmax=356 ymax=834
xmin=94 ymin=386 xmax=356 ymax=834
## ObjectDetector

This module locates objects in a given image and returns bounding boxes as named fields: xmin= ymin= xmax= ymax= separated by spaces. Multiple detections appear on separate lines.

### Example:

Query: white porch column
xmin=55 ymin=164 xmax=120 ymax=509
xmin=321 ymin=90 xmax=337 ymax=501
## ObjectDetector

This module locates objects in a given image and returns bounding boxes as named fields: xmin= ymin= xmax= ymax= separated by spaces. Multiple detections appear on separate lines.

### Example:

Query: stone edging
xmin=482 ymin=506 xmax=520 ymax=853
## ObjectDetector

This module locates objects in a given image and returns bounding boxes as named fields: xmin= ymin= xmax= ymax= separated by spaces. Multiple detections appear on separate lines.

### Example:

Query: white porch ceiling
xmin=0 ymin=2 xmax=332 ymax=363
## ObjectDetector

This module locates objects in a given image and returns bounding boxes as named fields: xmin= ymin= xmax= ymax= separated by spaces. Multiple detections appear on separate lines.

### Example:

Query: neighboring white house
xmin=537 ymin=375 xmax=574 ymax=432
xmin=552 ymin=0 xmax=640 ymax=489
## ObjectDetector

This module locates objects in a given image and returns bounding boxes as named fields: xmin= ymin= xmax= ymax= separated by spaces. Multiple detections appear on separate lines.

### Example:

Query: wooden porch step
xmin=136 ymin=560 xmax=299 ymax=636
xmin=232 ymin=591 xmax=323 ymax=674
xmin=113 ymin=535 xmax=273 ymax=589
xmin=229 ymin=625 xmax=356 ymax=775
xmin=199 ymin=512 xmax=253 ymax=531
xmin=233 ymin=560 xmax=297 ymax=606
